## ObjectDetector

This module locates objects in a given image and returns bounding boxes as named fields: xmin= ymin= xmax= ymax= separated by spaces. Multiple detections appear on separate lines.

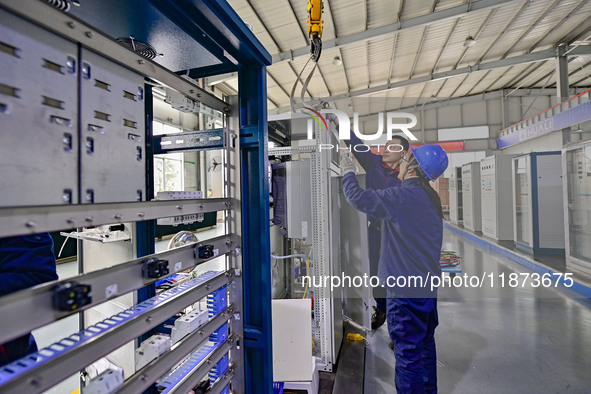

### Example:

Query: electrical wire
xmin=294 ymin=240 xmax=312 ymax=247
xmin=302 ymin=249 xmax=312 ymax=299
xmin=271 ymin=253 xmax=307 ymax=260
xmin=290 ymin=55 xmax=314 ymax=113
xmin=57 ymin=234 xmax=71 ymax=258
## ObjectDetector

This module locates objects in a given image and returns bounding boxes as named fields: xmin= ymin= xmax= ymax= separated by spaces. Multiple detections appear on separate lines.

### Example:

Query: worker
xmin=343 ymin=128 xmax=409 ymax=330
xmin=0 ymin=233 xmax=58 ymax=366
xmin=341 ymin=144 xmax=448 ymax=393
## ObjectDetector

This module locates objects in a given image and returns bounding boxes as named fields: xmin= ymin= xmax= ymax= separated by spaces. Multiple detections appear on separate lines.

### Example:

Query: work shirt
xmin=342 ymin=173 xmax=443 ymax=297
xmin=343 ymin=133 xmax=402 ymax=225
xmin=0 ymin=233 xmax=58 ymax=366
xmin=0 ymin=234 xmax=58 ymax=296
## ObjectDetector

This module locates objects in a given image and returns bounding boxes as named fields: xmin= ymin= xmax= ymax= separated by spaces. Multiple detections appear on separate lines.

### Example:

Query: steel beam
xmin=271 ymin=0 xmax=523 ymax=65
xmin=270 ymin=46 xmax=591 ymax=114
xmin=0 ymin=198 xmax=230 ymax=238
xmin=355 ymin=88 xmax=563 ymax=123
xmin=557 ymin=45 xmax=570 ymax=99
xmin=239 ymin=63 xmax=273 ymax=393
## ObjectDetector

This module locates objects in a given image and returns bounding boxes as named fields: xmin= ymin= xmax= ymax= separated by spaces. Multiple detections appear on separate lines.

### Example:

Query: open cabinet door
xmin=338 ymin=174 xmax=372 ymax=331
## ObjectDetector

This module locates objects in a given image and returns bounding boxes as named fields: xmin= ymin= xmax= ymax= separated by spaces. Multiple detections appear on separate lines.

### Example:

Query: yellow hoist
xmin=307 ymin=0 xmax=323 ymax=62
xmin=291 ymin=0 xmax=324 ymax=112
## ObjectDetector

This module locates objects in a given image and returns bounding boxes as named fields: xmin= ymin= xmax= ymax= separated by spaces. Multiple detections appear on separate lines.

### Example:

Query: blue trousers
xmin=368 ymin=223 xmax=386 ymax=312
xmin=387 ymin=297 xmax=438 ymax=393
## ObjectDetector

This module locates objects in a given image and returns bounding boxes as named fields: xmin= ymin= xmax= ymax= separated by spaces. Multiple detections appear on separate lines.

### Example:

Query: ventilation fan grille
xmin=116 ymin=38 xmax=157 ymax=60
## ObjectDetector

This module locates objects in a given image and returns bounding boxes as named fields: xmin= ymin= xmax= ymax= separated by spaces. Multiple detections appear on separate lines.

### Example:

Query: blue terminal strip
xmin=158 ymin=343 xmax=217 ymax=394
xmin=0 ymin=271 xmax=223 ymax=387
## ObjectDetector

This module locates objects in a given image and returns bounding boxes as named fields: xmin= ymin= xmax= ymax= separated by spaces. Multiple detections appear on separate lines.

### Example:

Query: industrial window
xmin=153 ymin=120 xmax=185 ymax=194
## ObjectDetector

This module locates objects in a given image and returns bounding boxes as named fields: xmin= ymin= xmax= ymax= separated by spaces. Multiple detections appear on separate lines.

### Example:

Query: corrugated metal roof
xmin=225 ymin=0 xmax=591 ymax=111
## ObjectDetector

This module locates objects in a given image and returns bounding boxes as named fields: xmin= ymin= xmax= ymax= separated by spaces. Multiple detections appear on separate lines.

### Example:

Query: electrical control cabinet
xmin=462 ymin=162 xmax=481 ymax=232
xmin=480 ymin=155 xmax=515 ymax=241
xmin=0 ymin=0 xmax=273 ymax=392
xmin=563 ymin=141 xmax=591 ymax=279
xmin=286 ymin=159 xmax=313 ymax=239
xmin=512 ymin=152 xmax=564 ymax=254
xmin=449 ymin=167 xmax=463 ymax=225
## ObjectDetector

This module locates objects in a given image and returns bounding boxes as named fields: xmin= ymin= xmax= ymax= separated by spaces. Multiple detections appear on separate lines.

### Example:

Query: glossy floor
xmin=364 ymin=229 xmax=591 ymax=393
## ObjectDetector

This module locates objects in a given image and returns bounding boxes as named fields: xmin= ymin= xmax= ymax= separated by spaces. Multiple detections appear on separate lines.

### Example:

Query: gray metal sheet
xmin=339 ymin=174 xmax=371 ymax=331
xmin=0 ymin=198 xmax=230 ymax=238
xmin=80 ymin=48 xmax=146 ymax=203
xmin=0 ymin=9 xmax=78 ymax=207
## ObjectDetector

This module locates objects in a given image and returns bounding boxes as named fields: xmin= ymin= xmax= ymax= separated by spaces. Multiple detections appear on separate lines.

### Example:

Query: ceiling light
xmin=463 ymin=36 xmax=476 ymax=48
xmin=332 ymin=56 xmax=342 ymax=66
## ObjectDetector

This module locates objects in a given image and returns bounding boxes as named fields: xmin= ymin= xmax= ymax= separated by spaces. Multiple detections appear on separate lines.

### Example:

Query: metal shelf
xmin=0 ymin=234 xmax=237 ymax=344
xmin=0 ymin=271 xmax=230 ymax=393
xmin=0 ymin=198 xmax=230 ymax=238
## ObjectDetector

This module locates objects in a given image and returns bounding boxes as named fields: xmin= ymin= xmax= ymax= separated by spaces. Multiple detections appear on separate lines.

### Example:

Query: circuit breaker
xmin=480 ymin=155 xmax=515 ymax=241
xmin=462 ymin=162 xmax=481 ymax=232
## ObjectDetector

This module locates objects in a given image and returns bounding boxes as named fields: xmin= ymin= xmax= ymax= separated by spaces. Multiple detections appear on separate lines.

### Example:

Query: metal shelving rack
xmin=0 ymin=0 xmax=272 ymax=393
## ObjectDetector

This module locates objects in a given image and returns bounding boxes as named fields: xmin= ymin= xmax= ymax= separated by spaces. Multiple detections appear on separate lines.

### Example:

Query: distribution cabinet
xmin=449 ymin=167 xmax=463 ymax=225
xmin=462 ymin=162 xmax=481 ymax=232
xmin=563 ymin=141 xmax=591 ymax=279
xmin=480 ymin=155 xmax=515 ymax=241
xmin=512 ymin=152 xmax=565 ymax=254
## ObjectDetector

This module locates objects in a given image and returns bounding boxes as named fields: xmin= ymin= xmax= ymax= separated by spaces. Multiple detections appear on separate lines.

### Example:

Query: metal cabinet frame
xmin=0 ymin=0 xmax=272 ymax=392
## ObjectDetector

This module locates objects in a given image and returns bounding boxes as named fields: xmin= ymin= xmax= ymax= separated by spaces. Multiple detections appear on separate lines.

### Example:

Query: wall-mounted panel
xmin=0 ymin=10 xmax=78 ymax=206
xmin=80 ymin=49 xmax=146 ymax=203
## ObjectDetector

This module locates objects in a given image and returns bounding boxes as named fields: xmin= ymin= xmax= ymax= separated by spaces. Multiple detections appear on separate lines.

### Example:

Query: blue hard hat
xmin=410 ymin=145 xmax=449 ymax=181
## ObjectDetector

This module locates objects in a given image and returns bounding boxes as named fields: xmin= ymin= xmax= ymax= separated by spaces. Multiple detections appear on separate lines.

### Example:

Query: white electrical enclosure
xmin=449 ymin=167 xmax=463 ymax=225
xmin=271 ymin=299 xmax=313 ymax=382
xmin=462 ymin=162 xmax=481 ymax=232
xmin=480 ymin=155 xmax=515 ymax=241
xmin=286 ymin=159 xmax=313 ymax=239
xmin=563 ymin=142 xmax=591 ymax=280
xmin=512 ymin=152 xmax=564 ymax=254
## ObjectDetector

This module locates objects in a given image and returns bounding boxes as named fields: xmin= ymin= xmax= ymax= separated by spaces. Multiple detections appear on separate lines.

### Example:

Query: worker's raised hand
xmin=340 ymin=151 xmax=357 ymax=176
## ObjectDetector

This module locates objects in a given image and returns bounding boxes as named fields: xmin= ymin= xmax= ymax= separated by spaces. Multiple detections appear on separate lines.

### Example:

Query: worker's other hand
xmin=340 ymin=151 xmax=356 ymax=176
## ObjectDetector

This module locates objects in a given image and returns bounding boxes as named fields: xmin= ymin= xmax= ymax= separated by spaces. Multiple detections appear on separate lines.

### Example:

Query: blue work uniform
xmin=342 ymin=173 xmax=442 ymax=393
xmin=344 ymin=133 xmax=401 ymax=312
xmin=0 ymin=233 xmax=58 ymax=366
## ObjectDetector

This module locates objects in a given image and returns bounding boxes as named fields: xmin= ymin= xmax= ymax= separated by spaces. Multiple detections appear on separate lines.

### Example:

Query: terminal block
xmin=170 ymin=309 xmax=209 ymax=344
xmin=135 ymin=335 xmax=171 ymax=370
xmin=142 ymin=258 xmax=169 ymax=279
xmin=52 ymin=281 xmax=92 ymax=311
xmin=196 ymin=244 xmax=215 ymax=259
xmin=82 ymin=369 xmax=124 ymax=394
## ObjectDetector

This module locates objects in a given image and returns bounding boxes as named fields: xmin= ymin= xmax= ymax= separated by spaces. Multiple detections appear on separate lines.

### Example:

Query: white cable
xmin=271 ymin=253 xmax=306 ymax=260
xmin=57 ymin=234 xmax=71 ymax=258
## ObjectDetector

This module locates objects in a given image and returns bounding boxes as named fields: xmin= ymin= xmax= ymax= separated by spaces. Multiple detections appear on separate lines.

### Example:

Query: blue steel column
xmin=137 ymin=85 xmax=157 ymax=349
xmin=238 ymin=64 xmax=272 ymax=393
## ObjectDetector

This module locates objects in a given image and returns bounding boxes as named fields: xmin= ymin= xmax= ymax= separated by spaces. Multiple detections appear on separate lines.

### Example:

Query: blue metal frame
xmin=123 ymin=2 xmax=273 ymax=391
xmin=239 ymin=64 xmax=273 ymax=394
